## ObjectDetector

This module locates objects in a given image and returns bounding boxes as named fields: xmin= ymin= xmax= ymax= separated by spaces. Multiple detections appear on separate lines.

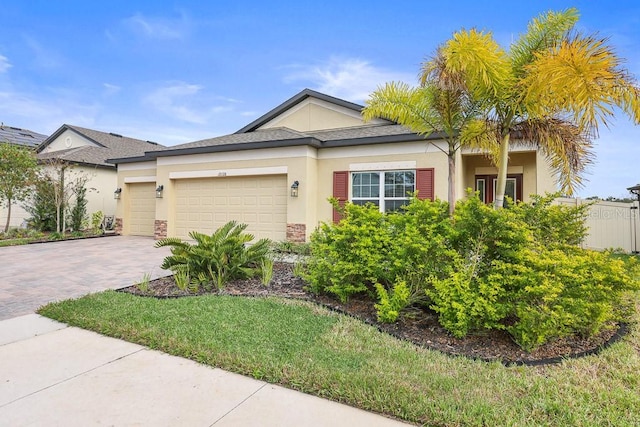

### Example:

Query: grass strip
xmin=39 ymin=291 xmax=640 ymax=426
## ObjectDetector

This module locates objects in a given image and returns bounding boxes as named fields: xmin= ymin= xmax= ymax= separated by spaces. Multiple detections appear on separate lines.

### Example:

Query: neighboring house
xmin=0 ymin=124 xmax=49 ymax=228
xmin=110 ymin=89 xmax=558 ymax=242
xmin=36 ymin=125 xmax=164 ymax=228
xmin=0 ymin=124 xmax=48 ymax=148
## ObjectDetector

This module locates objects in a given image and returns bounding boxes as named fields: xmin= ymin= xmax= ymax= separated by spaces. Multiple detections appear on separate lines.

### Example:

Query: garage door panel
xmin=174 ymin=175 xmax=287 ymax=241
xmin=128 ymin=182 xmax=156 ymax=237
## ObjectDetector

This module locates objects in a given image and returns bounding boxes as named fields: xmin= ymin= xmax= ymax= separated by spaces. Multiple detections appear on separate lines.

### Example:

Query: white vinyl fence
xmin=556 ymin=198 xmax=640 ymax=253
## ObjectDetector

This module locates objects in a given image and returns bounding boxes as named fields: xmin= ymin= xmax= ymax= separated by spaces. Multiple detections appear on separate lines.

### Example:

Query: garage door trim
xmin=170 ymin=166 xmax=287 ymax=180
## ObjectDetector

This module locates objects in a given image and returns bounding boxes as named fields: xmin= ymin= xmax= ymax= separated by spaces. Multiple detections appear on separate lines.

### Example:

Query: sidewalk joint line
xmin=0 ymin=347 xmax=144 ymax=409
xmin=209 ymin=381 xmax=267 ymax=426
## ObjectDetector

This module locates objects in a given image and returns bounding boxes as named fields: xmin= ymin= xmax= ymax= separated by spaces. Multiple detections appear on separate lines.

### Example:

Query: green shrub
xmin=69 ymin=181 xmax=88 ymax=232
xmin=511 ymin=193 xmax=589 ymax=248
xmin=374 ymin=280 xmax=412 ymax=323
xmin=155 ymin=221 xmax=271 ymax=290
xmin=24 ymin=178 xmax=57 ymax=232
xmin=305 ymin=198 xmax=453 ymax=302
xmin=387 ymin=198 xmax=455 ymax=282
xmin=427 ymin=248 xmax=513 ymax=338
xmin=506 ymin=247 xmax=640 ymax=350
xmin=91 ymin=211 xmax=104 ymax=234
xmin=260 ymin=257 xmax=274 ymax=286
xmin=306 ymin=193 xmax=639 ymax=351
xmin=305 ymin=202 xmax=394 ymax=302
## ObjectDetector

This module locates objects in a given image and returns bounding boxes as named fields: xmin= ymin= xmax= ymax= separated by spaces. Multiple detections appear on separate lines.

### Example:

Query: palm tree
xmin=437 ymin=7 xmax=640 ymax=208
xmin=362 ymin=50 xmax=476 ymax=216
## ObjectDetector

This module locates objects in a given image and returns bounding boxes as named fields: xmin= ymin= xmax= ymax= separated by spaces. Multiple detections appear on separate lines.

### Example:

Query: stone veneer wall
xmin=154 ymin=220 xmax=167 ymax=240
xmin=286 ymin=223 xmax=306 ymax=242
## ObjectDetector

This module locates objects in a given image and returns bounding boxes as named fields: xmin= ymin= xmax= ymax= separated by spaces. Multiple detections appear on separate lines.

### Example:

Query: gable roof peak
xmin=235 ymin=88 xmax=367 ymax=134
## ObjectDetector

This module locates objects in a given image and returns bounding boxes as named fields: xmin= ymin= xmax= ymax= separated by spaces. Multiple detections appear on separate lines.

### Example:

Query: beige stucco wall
xmin=0 ymin=204 xmax=30 ymax=229
xmin=115 ymin=163 xmax=157 ymax=236
xmin=40 ymin=129 xmax=94 ymax=153
xmin=258 ymin=98 xmax=385 ymax=132
xmin=74 ymin=165 xmax=117 ymax=217
xmin=315 ymin=141 xmax=449 ymax=226
xmin=535 ymin=151 xmax=559 ymax=195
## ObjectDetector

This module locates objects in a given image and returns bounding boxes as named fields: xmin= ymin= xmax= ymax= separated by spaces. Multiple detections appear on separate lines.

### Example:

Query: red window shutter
xmin=333 ymin=171 xmax=348 ymax=223
xmin=416 ymin=168 xmax=434 ymax=201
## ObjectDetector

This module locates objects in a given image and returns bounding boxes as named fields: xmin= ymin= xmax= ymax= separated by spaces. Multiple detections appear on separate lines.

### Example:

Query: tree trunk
xmin=61 ymin=168 xmax=66 ymax=233
xmin=448 ymin=153 xmax=456 ymax=217
xmin=493 ymin=132 xmax=511 ymax=210
xmin=3 ymin=198 xmax=11 ymax=232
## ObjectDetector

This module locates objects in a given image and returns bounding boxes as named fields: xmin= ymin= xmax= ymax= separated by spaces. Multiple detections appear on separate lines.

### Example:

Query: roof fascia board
xmin=36 ymin=125 xmax=68 ymax=152
xmin=38 ymin=158 xmax=115 ymax=170
xmin=65 ymin=126 xmax=107 ymax=148
xmin=37 ymin=125 xmax=106 ymax=152
xmin=148 ymin=137 xmax=322 ymax=158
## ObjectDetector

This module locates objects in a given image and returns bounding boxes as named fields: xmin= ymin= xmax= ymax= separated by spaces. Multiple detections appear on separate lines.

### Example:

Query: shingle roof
xmin=37 ymin=124 xmax=165 ymax=167
xmin=306 ymin=124 xmax=416 ymax=141
xmin=109 ymin=90 xmax=441 ymax=164
xmin=109 ymin=122 xmax=443 ymax=164
xmin=170 ymin=128 xmax=310 ymax=150
xmin=0 ymin=125 xmax=48 ymax=148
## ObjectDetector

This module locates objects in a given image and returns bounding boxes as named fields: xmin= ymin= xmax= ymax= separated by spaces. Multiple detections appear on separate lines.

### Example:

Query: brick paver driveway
xmin=0 ymin=236 xmax=171 ymax=320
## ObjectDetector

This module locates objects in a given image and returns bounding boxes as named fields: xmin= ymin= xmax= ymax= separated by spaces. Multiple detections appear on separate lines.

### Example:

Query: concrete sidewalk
xmin=0 ymin=314 xmax=410 ymax=426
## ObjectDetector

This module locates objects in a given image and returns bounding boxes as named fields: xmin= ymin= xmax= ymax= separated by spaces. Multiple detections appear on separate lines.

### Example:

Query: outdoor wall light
xmin=290 ymin=180 xmax=299 ymax=197
xmin=114 ymin=188 xmax=122 ymax=199
xmin=156 ymin=185 xmax=164 ymax=198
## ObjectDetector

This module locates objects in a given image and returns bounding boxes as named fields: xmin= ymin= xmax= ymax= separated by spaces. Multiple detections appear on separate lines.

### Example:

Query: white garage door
xmin=174 ymin=175 xmax=287 ymax=241
xmin=128 ymin=182 xmax=156 ymax=237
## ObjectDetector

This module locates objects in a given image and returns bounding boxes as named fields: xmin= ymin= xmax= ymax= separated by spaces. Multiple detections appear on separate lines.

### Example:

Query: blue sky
xmin=1 ymin=1 xmax=639 ymax=198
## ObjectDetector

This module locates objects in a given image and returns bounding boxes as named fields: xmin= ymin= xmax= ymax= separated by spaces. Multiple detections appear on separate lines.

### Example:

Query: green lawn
xmin=39 ymin=290 xmax=640 ymax=426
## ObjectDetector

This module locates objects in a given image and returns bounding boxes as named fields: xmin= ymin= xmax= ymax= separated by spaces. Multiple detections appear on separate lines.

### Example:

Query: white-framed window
xmin=351 ymin=170 xmax=415 ymax=212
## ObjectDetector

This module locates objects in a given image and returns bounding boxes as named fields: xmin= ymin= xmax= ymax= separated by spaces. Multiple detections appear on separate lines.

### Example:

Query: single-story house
xmin=36 ymin=125 xmax=164 ymax=227
xmin=0 ymin=124 xmax=49 ymax=228
xmin=110 ymin=89 xmax=557 ymax=242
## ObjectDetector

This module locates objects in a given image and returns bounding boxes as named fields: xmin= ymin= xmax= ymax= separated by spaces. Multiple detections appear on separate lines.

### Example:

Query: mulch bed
xmin=120 ymin=262 xmax=627 ymax=366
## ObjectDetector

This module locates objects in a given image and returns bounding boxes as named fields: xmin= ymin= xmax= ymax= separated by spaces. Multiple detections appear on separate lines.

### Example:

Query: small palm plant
xmin=155 ymin=221 xmax=271 ymax=291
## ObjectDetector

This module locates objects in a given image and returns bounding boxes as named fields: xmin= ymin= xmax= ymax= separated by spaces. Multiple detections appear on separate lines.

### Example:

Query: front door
xmin=475 ymin=174 xmax=523 ymax=206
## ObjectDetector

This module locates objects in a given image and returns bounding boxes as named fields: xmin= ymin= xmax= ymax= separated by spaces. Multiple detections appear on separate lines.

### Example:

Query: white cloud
xmin=124 ymin=12 xmax=190 ymax=40
xmin=0 ymin=90 xmax=99 ymax=134
xmin=283 ymin=57 xmax=416 ymax=102
xmin=0 ymin=55 xmax=11 ymax=73
xmin=143 ymin=82 xmax=232 ymax=124
xmin=103 ymin=83 xmax=121 ymax=95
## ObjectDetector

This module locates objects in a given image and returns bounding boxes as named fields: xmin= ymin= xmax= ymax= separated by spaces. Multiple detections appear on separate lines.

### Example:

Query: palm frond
xmin=522 ymin=33 xmax=640 ymax=133
xmin=512 ymin=118 xmax=594 ymax=195
xmin=421 ymin=47 xmax=468 ymax=93
xmin=459 ymin=118 xmax=501 ymax=163
xmin=441 ymin=29 xmax=512 ymax=102
xmin=362 ymin=82 xmax=443 ymax=134
xmin=154 ymin=237 xmax=189 ymax=249
xmin=510 ymin=8 xmax=579 ymax=77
